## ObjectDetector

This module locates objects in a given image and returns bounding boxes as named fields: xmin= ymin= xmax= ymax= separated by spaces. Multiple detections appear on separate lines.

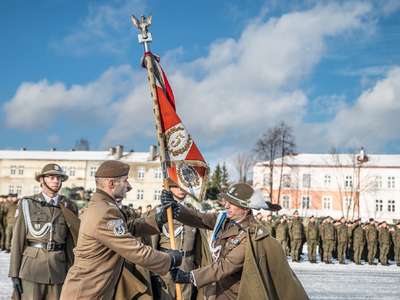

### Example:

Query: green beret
xmin=95 ymin=160 xmax=130 ymax=178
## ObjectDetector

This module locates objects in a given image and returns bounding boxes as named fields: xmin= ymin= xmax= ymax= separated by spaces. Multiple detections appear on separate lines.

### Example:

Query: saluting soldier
xmin=262 ymin=213 xmax=276 ymax=237
xmin=321 ymin=216 xmax=336 ymax=264
xmin=164 ymin=183 xmax=308 ymax=300
xmin=335 ymin=217 xmax=348 ymax=264
xmin=289 ymin=210 xmax=304 ymax=262
xmin=378 ymin=221 xmax=391 ymax=266
xmin=390 ymin=221 xmax=400 ymax=266
xmin=305 ymin=216 xmax=319 ymax=263
xmin=60 ymin=160 xmax=182 ymax=300
xmin=8 ymin=163 xmax=79 ymax=300
xmin=276 ymin=215 xmax=290 ymax=256
xmin=352 ymin=219 xmax=365 ymax=265
xmin=365 ymin=218 xmax=378 ymax=265
xmin=5 ymin=193 xmax=19 ymax=253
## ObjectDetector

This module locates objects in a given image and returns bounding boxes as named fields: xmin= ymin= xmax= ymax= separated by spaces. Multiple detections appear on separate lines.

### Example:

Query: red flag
xmin=145 ymin=52 xmax=209 ymax=201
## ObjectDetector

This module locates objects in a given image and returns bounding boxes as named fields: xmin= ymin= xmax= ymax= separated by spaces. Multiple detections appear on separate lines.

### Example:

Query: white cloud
xmin=52 ymin=0 xmax=146 ymax=56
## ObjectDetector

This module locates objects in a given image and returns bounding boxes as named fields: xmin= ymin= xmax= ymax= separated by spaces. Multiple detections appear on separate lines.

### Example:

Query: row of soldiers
xmin=0 ymin=193 xmax=19 ymax=253
xmin=257 ymin=210 xmax=400 ymax=266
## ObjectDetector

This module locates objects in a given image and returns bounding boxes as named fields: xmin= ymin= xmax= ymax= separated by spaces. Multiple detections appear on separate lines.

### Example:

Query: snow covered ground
xmin=0 ymin=251 xmax=398 ymax=299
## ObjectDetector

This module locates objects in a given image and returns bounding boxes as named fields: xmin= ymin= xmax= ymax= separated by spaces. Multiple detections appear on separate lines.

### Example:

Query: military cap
xmin=8 ymin=193 xmax=18 ymax=197
xmin=95 ymin=160 xmax=130 ymax=178
xmin=396 ymin=220 xmax=400 ymax=225
xmin=369 ymin=218 xmax=374 ymax=222
xmin=35 ymin=163 xmax=68 ymax=182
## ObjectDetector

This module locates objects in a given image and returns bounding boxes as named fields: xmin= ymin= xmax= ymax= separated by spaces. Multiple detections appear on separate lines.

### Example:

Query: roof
xmin=255 ymin=153 xmax=400 ymax=168
xmin=0 ymin=150 xmax=154 ymax=162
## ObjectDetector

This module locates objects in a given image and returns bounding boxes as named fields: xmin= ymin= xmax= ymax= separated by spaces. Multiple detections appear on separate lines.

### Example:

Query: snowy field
xmin=0 ymin=251 xmax=398 ymax=299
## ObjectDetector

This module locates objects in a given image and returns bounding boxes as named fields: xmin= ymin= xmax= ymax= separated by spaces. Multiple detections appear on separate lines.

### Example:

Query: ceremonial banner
xmin=144 ymin=52 xmax=209 ymax=201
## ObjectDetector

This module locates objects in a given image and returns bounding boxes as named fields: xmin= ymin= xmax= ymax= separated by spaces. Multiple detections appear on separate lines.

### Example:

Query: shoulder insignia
xmin=107 ymin=219 xmax=126 ymax=236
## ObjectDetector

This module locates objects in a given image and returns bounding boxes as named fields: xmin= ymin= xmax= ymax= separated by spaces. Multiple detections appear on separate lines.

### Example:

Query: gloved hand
xmin=12 ymin=277 xmax=23 ymax=295
xmin=205 ymin=187 xmax=220 ymax=200
xmin=170 ymin=268 xmax=193 ymax=283
xmin=168 ymin=249 xmax=183 ymax=270
xmin=160 ymin=190 xmax=181 ymax=218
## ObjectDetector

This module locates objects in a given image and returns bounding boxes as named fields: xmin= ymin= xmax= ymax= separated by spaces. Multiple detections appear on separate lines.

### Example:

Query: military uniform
xmin=289 ymin=216 xmax=304 ymax=262
xmin=276 ymin=219 xmax=289 ymax=256
xmin=306 ymin=220 xmax=319 ymax=263
xmin=378 ymin=225 xmax=391 ymax=265
xmin=153 ymin=215 xmax=197 ymax=300
xmin=336 ymin=223 xmax=348 ymax=264
xmin=262 ymin=218 xmax=276 ymax=238
xmin=8 ymin=193 xmax=78 ymax=299
xmin=365 ymin=223 xmax=378 ymax=264
xmin=352 ymin=223 xmax=365 ymax=264
xmin=321 ymin=221 xmax=336 ymax=263
xmin=0 ymin=198 xmax=6 ymax=250
xmin=5 ymin=198 xmax=19 ymax=252
xmin=391 ymin=225 xmax=400 ymax=266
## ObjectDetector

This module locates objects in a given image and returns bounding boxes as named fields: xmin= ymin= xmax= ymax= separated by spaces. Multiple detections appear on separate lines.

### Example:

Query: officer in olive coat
xmin=0 ymin=195 xmax=6 ymax=250
xmin=390 ymin=221 xmax=400 ymax=266
xmin=365 ymin=218 xmax=378 ymax=265
xmin=335 ymin=217 xmax=348 ymax=264
xmin=5 ymin=193 xmax=19 ymax=253
xmin=289 ymin=210 xmax=304 ymax=262
xmin=378 ymin=221 xmax=391 ymax=266
xmin=352 ymin=219 xmax=365 ymax=264
xmin=60 ymin=160 xmax=182 ymax=300
xmin=8 ymin=163 xmax=79 ymax=300
xmin=321 ymin=216 xmax=336 ymax=264
xmin=305 ymin=216 xmax=319 ymax=263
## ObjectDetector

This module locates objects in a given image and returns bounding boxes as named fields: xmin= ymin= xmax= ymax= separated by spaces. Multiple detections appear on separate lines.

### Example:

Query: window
xmin=33 ymin=186 xmax=40 ymax=194
xmin=18 ymin=166 xmax=24 ymax=175
xmin=302 ymin=174 xmax=311 ymax=188
xmin=301 ymin=196 xmax=310 ymax=209
xmin=136 ymin=189 xmax=144 ymax=200
xmin=154 ymin=190 xmax=161 ymax=201
xmin=10 ymin=165 xmax=16 ymax=175
xmin=282 ymin=195 xmax=290 ymax=209
xmin=154 ymin=168 xmax=162 ymax=179
xmin=138 ymin=167 xmax=145 ymax=180
xmin=323 ymin=197 xmax=332 ymax=210
xmin=375 ymin=176 xmax=382 ymax=189
xmin=388 ymin=176 xmax=395 ymax=189
xmin=375 ymin=199 xmax=383 ymax=212
xmin=69 ymin=167 xmax=76 ymax=177
xmin=345 ymin=176 xmax=353 ymax=188
xmin=324 ymin=175 xmax=331 ymax=186
xmin=344 ymin=197 xmax=353 ymax=209
xmin=388 ymin=200 xmax=395 ymax=212
xmin=282 ymin=174 xmax=291 ymax=188
xmin=16 ymin=186 xmax=22 ymax=196
xmin=90 ymin=166 xmax=97 ymax=177
xmin=8 ymin=185 xmax=15 ymax=194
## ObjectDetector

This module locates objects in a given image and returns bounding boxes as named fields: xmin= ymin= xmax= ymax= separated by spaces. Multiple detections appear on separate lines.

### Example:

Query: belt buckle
xmin=47 ymin=241 xmax=55 ymax=251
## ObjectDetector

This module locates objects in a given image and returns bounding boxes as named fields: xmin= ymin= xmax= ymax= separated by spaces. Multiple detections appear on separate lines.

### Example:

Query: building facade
xmin=253 ymin=151 xmax=400 ymax=223
xmin=0 ymin=145 xmax=163 ymax=208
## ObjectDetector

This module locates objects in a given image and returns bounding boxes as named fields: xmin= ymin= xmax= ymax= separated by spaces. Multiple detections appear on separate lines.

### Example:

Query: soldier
xmin=365 ymin=218 xmax=378 ymax=265
xmin=321 ymin=216 xmax=336 ymax=264
xmin=289 ymin=210 xmax=304 ymax=262
xmin=60 ymin=160 xmax=182 ymax=299
xmin=164 ymin=183 xmax=308 ymax=300
xmin=8 ymin=163 xmax=79 ymax=300
xmin=151 ymin=180 xmax=200 ymax=300
xmin=262 ymin=212 xmax=276 ymax=237
xmin=352 ymin=219 xmax=365 ymax=265
xmin=5 ymin=193 xmax=19 ymax=253
xmin=305 ymin=216 xmax=319 ymax=263
xmin=276 ymin=215 xmax=290 ymax=256
xmin=335 ymin=217 xmax=348 ymax=264
xmin=346 ymin=220 xmax=354 ymax=260
xmin=378 ymin=221 xmax=391 ymax=266
xmin=0 ymin=195 xmax=6 ymax=251
xmin=390 ymin=221 xmax=400 ymax=266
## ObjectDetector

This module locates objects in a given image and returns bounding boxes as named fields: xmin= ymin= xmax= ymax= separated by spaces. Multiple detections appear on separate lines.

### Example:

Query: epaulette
xmin=253 ymin=224 xmax=270 ymax=241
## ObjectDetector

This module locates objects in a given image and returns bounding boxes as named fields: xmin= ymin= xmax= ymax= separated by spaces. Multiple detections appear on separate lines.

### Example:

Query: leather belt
xmin=159 ymin=247 xmax=195 ymax=257
xmin=27 ymin=241 xmax=65 ymax=251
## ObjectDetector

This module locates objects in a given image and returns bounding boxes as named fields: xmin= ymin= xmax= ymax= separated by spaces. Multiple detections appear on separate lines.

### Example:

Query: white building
xmin=253 ymin=151 xmax=400 ymax=223
xmin=0 ymin=145 xmax=163 ymax=208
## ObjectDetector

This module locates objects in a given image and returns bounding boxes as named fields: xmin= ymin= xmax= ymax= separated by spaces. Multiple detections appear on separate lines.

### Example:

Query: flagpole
xmin=131 ymin=15 xmax=183 ymax=300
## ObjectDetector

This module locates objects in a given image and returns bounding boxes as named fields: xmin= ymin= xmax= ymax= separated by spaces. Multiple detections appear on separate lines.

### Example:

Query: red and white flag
xmin=145 ymin=52 xmax=209 ymax=201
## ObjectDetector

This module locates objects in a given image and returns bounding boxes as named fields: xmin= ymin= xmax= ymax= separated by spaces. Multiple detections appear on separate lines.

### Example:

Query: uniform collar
xmin=41 ymin=192 xmax=60 ymax=205
xmin=95 ymin=189 xmax=116 ymax=204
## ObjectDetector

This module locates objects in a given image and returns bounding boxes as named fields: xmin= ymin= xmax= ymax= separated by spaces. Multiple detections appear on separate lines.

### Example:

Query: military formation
xmin=257 ymin=211 xmax=400 ymax=266
xmin=5 ymin=161 xmax=309 ymax=300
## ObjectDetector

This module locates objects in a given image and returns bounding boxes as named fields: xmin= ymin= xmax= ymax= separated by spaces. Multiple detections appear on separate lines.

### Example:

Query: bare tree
xmin=254 ymin=121 xmax=296 ymax=203
xmin=232 ymin=152 xmax=253 ymax=183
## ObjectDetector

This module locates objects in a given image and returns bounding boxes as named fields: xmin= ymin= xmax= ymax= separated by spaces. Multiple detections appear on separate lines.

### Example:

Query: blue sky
xmin=1 ymin=0 xmax=400 ymax=165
